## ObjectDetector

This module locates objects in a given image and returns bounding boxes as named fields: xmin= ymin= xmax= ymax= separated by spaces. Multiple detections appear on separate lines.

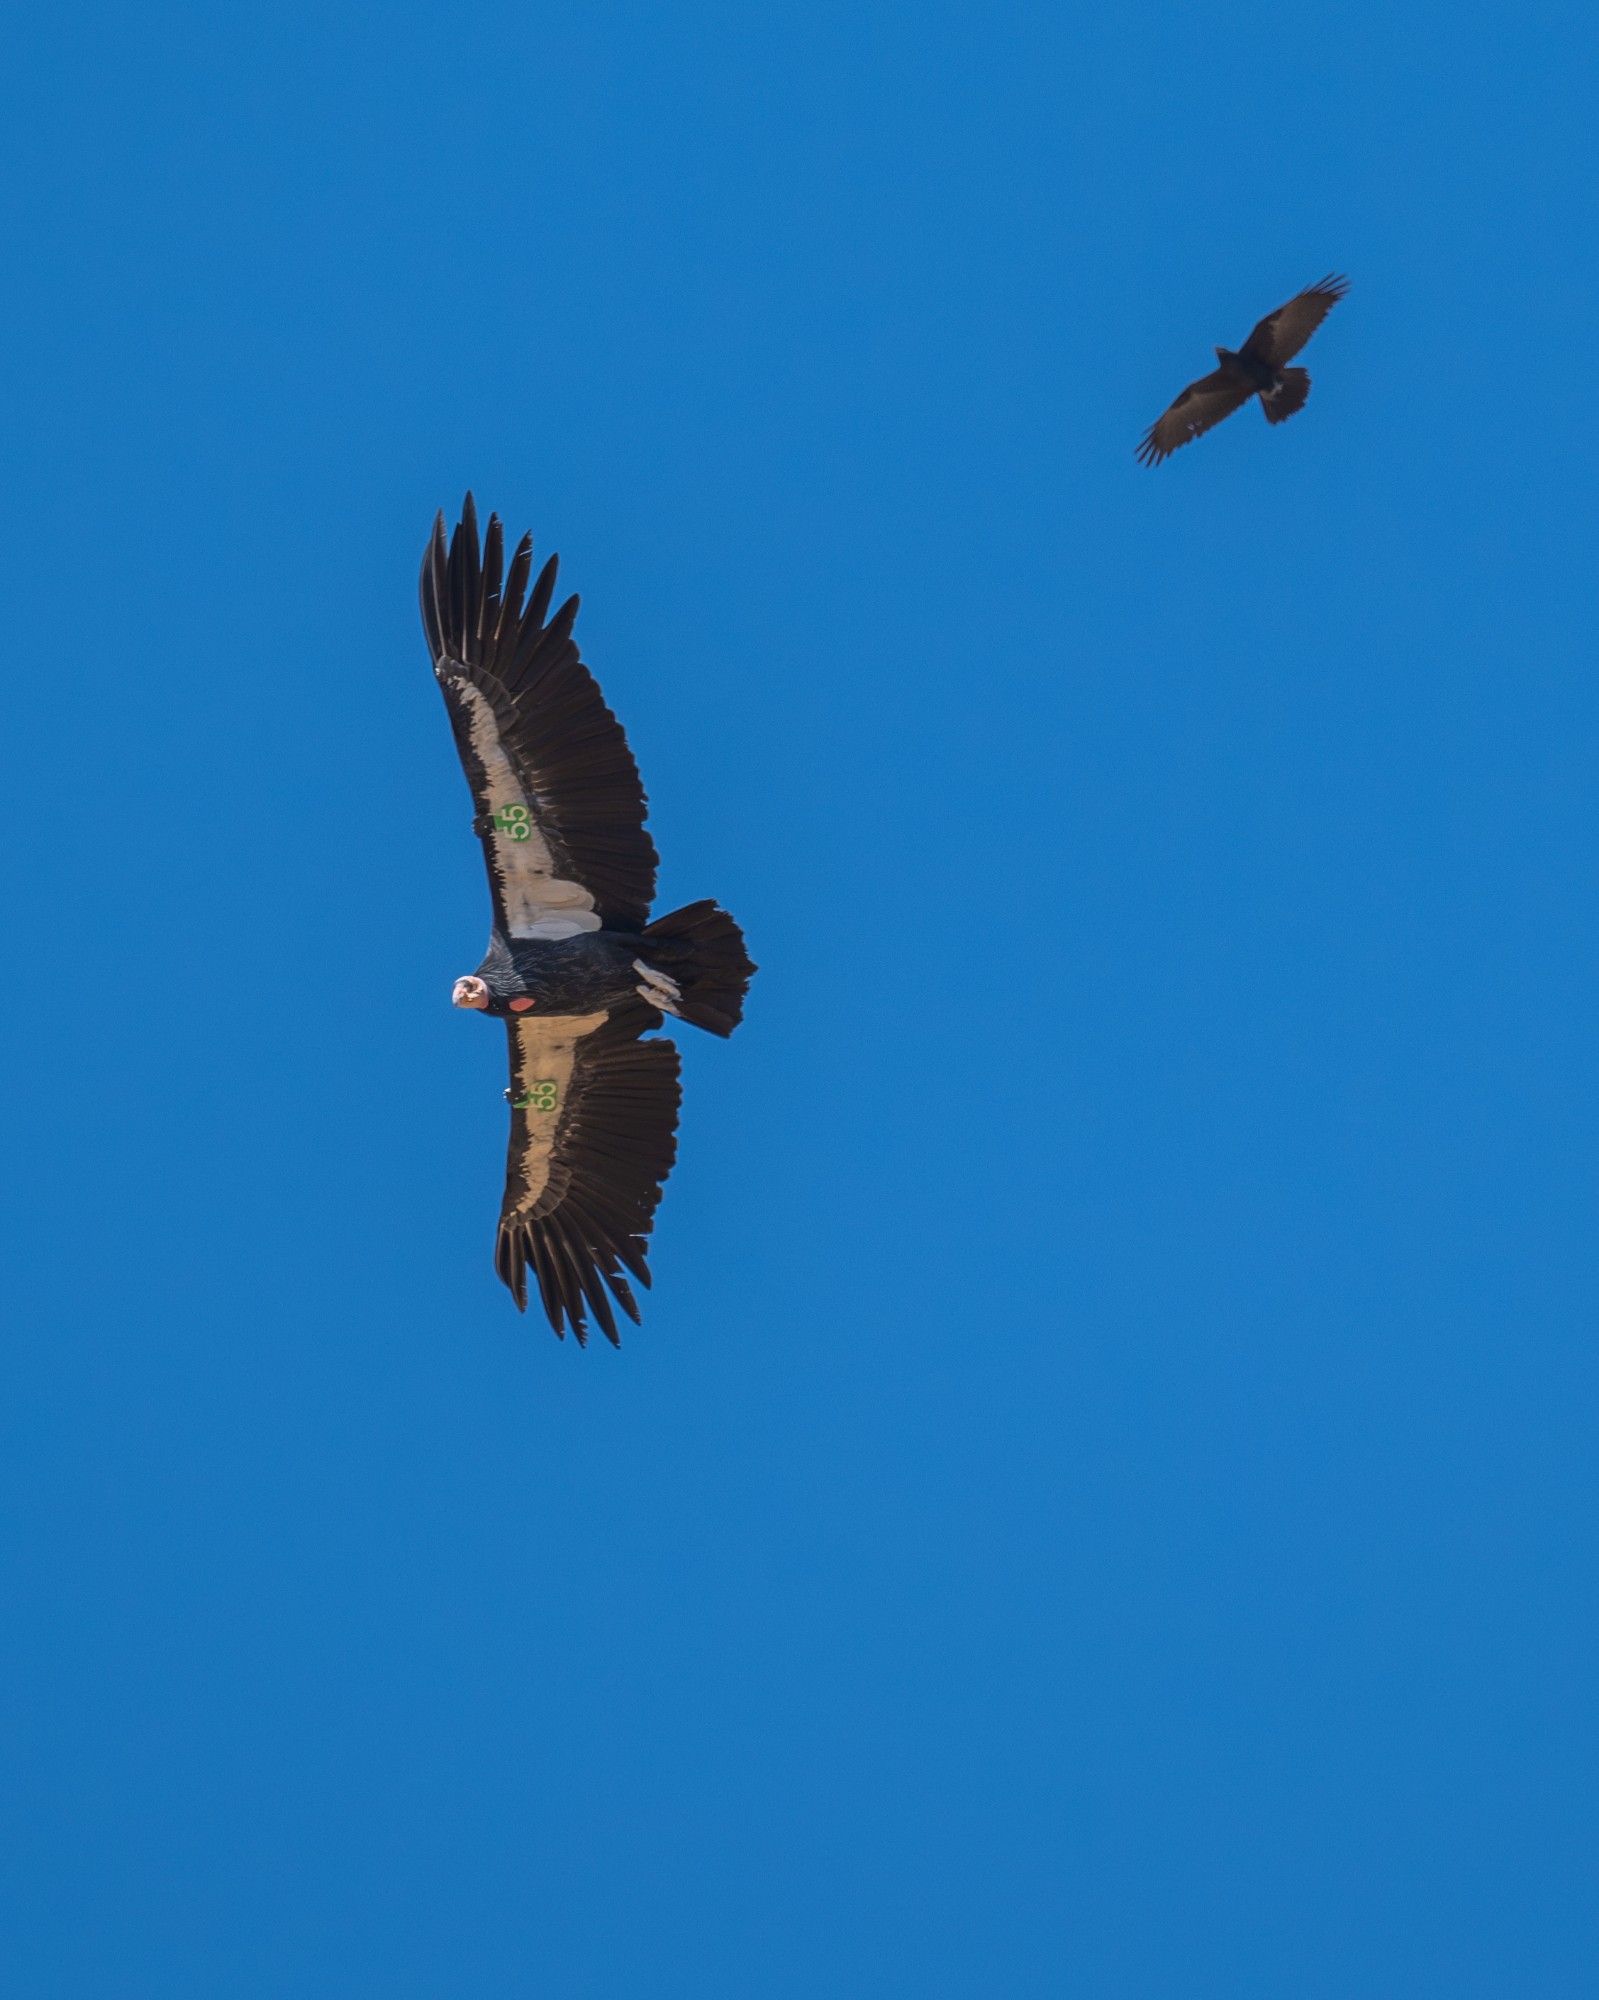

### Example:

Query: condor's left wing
xmin=496 ymin=1008 xmax=682 ymax=1345
xmin=420 ymin=496 xmax=659 ymax=939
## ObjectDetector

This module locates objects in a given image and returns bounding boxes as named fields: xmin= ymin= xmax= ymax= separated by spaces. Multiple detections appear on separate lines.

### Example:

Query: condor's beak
xmin=452 ymin=976 xmax=489 ymax=1010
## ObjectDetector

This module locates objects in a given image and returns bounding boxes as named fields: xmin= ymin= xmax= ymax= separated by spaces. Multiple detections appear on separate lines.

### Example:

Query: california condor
xmin=421 ymin=497 xmax=755 ymax=1344
xmin=1136 ymin=274 xmax=1349 ymax=466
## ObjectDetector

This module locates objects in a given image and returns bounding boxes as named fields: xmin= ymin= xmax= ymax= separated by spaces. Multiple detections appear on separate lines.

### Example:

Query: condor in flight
xmin=421 ymin=497 xmax=755 ymax=1344
xmin=1137 ymin=274 xmax=1349 ymax=466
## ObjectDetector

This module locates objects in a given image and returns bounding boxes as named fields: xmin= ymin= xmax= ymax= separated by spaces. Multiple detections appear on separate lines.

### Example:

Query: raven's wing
xmin=496 ymin=1008 xmax=682 ymax=1344
xmin=420 ymin=496 xmax=659 ymax=939
xmin=1240 ymin=274 xmax=1349 ymax=367
xmin=1136 ymin=368 xmax=1255 ymax=465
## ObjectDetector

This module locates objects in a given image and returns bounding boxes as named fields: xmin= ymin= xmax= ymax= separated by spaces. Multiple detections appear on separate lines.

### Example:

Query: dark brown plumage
xmin=1136 ymin=274 xmax=1348 ymax=466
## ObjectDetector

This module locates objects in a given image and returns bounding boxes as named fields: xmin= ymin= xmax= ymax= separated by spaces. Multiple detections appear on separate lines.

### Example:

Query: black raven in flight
xmin=1137 ymin=275 xmax=1349 ymax=466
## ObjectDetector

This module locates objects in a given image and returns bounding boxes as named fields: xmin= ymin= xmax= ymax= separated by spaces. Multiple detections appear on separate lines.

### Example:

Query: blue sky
xmin=4 ymin=0 xmax=1597 ymax=1991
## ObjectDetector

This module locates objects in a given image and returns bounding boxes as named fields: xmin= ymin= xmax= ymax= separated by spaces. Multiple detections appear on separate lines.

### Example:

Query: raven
xmin=1136 ymin=275 xmax=1349 ymax=466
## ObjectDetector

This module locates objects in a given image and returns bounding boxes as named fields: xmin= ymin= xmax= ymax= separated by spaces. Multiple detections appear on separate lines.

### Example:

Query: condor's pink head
xmin=452 ymin=976 xmax=490 ymax=1010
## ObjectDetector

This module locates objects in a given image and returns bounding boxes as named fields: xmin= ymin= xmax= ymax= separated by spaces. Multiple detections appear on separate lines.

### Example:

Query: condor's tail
xmin=1261 ymin=367 xmax=1310 ymax=425
xmin=636 ymin=900 xmax=755 ymax=1036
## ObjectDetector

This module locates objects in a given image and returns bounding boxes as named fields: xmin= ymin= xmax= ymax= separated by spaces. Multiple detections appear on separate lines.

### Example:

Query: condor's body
xmin=465 ymin=931 xmax=648 ymax=1019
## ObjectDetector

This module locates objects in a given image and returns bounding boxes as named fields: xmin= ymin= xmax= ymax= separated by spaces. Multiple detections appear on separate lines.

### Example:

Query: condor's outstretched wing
xmin=420 ymin=495 xmax=659 ymax=937
xmin=496 ymin=1008 xmax=682 ymax=1344
xmin=1136 ymin=368 xmax=1255 ymax=466
xmin=1241 ymin=273 xmax=1349 ymax=367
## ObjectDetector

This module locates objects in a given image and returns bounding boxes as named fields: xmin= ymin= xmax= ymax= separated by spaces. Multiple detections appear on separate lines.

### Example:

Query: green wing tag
xmin=512 ymin=1080 xmax=560 ymax=1113
xmin=492 ymin=804 xmax=533 ymax=843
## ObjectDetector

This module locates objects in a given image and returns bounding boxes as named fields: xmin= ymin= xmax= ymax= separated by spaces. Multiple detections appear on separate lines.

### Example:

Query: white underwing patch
xmin=507 ymin=1011 xmax=609 ymax=1212
xmin=446 ymin=675 xmax=602 ymax=939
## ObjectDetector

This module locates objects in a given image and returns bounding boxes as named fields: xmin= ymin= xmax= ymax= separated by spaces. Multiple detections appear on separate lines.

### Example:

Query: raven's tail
xmin=1262 ymin=367 xmax=1310 ymax=425
xmin=635 ymin=900 xmax=755 ymax=1036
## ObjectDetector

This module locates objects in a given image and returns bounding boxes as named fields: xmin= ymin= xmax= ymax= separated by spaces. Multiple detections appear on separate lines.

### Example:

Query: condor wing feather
xmin=421 ymin=495 xmax=659 ymax=937
xmin=496 ymin=1009 xmax=682 ymax=1345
